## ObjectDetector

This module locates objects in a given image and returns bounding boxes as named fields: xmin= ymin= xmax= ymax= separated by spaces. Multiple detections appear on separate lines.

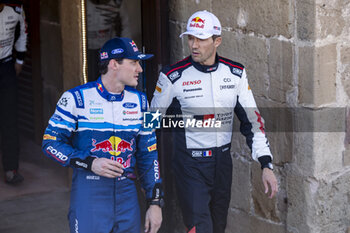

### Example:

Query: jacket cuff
xmin=146 ymin=183 xmax=163 ymax=201
xmin=70 ymin=156 xmax=96 ymax=171
xmin=258 ymin=155 xmax=272 ymax=169
xmin=16 ymin=51 xmax=25 ymax=61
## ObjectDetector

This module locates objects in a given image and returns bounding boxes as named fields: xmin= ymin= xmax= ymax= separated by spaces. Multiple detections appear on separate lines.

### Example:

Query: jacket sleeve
xmin=150 ymin=72 xmax=174 ymax=114
xmin=42 ymin=91 xmax=95 ymax=170
xmin=234 ymin=69 xmax=273 ymax=162
xmin=14 ymin=5 xmax=27 ymax=61
xmin=135 ymin=94 xmax=162 ymax=200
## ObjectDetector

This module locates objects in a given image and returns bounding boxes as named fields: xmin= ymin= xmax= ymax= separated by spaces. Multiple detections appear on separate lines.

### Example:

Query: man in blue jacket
xmin=42 ymin=37 xmax=163 ymax=233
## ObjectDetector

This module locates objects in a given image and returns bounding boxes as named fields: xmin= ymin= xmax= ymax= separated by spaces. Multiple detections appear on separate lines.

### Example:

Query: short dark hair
xmin=212 ymin=35 xmax=221 ymax=41
xmin=98 ymin=58 xmax=123 ymax=75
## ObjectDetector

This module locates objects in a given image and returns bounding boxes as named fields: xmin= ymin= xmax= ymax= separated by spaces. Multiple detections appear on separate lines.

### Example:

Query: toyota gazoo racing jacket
xmin=151 ymin=55 xmax=272 ymax=163
xmin=0 ymin=2 xmax=27 ymax=63
xmin=42 ymin=78 xmax=162 ymax=231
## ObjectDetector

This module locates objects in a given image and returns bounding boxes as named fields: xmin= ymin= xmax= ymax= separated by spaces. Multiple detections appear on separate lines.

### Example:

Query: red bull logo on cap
xmin=190 ymin=17 xmax=205 ymax=29
xmin=129 ymin=41 xmax=139 ymax=52
xmin=91 ymin=136 xmax=134 ymax=156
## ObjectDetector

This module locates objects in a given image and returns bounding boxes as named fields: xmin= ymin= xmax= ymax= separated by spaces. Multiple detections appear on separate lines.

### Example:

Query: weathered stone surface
xmin=298 ymin=44 xmax=337 ymax=106
xmin=219 ymin=31 xmax=269 ymax=98
xmin=169 ymin=22 xmax=187 ymax=64
xmin=268 ymin=39 xmax=293 ymax=103
xmin=267 ymin=132 xmax=293 ymax=165
xmin=340 ymin=46 xmax=350 ymax=98
xmin=344 ymin=145 xmax=350 ymax=167
xmin=315 ymin=0 xmax=345 ymax=38
xmin=226 ymin=208 xmax=286 ymax=233
xmin=297 ymin=0 xmax=316 ymax=41
xmin=212 ymin=0 xmax=292 ymax=38
xmin=313 ymin=133 xmax=344 ymax=175
xmin=230 ymin=156 xmax=251 ymax=212
xmin=285 ymin=165 xmax=312 ymax=233
xmin=313 ymin=44 xmax=337 ymax=106
xmin=309 ymin=172 xmax=350 ymax=233
xmin=169 ymin=0 xmax=212 ymax=22
xmin=293 ymin=133 xmax=314 ymax=177
xmin=298 ymin=46 xmax=315 ymax=104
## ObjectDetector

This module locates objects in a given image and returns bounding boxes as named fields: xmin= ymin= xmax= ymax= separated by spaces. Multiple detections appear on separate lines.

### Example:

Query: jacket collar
xmin=190 ymin=54 xmax=219 ymax=73
xmin=96 ymin=77 xmax=124 ymax=102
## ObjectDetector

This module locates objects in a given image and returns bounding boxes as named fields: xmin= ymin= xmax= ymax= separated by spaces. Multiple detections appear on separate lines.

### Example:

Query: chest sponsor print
xmin=91 ymin=137 xmax=134 ymax=156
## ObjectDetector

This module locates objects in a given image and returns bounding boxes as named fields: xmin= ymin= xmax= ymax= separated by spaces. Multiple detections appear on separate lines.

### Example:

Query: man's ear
xmin=214 ymin=37 xmax=222 ymax=48
xmin=108 ymin=59 xmax=118 ymax=71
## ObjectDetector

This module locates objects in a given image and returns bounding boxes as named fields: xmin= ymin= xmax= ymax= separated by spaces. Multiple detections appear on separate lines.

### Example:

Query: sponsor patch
xmin=90 ymin=108 xmax=103 ymax=114
xmin=58 ymin=97 xmax=69 ymax=107
xmin=147 ymin=143 xmax=157 ymax=152
xmin=192 ymin=150 xmax=202 ymax=157
xmin=203 ymin=150 xmax=212 ymax=157
xmin=156 ymin=85 xmax=162 ymax=93
xmin=232 ymin=67 xmax=243 ymax=77
xmin=123 ymin=102 xmax=137 ymax=109
xmin=183 ymin=88 xmax=202 ymax=92
xmin=220 ymin=85 xmax=235 ymax=90
xmin=183 ymin=80 xmax=201 ymax=86
xmin=154 ymin=160 xmax=160 ymax=181
xmin=129 ymin=41 xmax=138 ymax=52
xmin=51 ymin=114 xmax=63 ymax=122
xmin=168 ymin=71 xmax=180 ymax=81
xmin=46 ymin=146 xmax=68 ymax=162
xmin=123 ymin=110 xmax=138 ymax=115
xmin=100 ymin=52 xmax=108 ymax=59
xmin=86 ymin=175 xmax=100 ymax=180
xmin=111 ymin=48 xmax=124 ymax=54
xmin=43 ymin=134 xmax=57 ymax=140
xmin=74 ymin=90 xmax=84 ymax=108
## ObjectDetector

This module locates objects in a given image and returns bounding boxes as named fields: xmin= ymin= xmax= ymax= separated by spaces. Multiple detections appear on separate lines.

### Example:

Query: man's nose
xmin=191 ymin=38 xmax=199 ymax=48
xmin=137 ymin=62 xmax=143 ymax=73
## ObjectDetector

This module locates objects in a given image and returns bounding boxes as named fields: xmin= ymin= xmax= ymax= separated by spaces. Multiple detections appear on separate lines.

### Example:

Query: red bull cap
xmin=180 ymin=10 xmax=221 ymax=39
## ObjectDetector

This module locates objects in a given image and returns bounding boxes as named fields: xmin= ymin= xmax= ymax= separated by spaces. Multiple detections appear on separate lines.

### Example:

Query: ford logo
xmin=111 ymin=48 xmax=124 ymax=54
xmin=123 ymin=102 xmax=137 ymax=109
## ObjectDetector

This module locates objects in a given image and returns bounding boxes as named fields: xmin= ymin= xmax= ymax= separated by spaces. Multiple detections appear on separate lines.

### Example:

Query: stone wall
xmin=169 ymin=0 xmax=350 ymax=232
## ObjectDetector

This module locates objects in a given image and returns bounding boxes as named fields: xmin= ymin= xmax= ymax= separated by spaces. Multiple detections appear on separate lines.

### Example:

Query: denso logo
xmin=46 ymin=146 xmax=68 ymax=162
xmin=182 ymin=80 xmax=201 ymax=86
xmin=123 ymin=102 xmax=137 ymax=109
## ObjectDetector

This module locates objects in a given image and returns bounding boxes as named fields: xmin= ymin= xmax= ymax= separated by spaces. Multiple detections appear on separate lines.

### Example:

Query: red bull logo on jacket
xmin=91 ymin=136 xmax=134 ymax=156
xmin=190 ymin=17 xmax=205 ymax=28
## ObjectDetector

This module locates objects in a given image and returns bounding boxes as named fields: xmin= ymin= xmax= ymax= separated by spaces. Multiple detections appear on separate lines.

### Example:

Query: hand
xmin=262 ymin=168 xmax=278 ymax=198
xmin=91 ymin=158 xmax=124 ymax=178
xmin=15 ymin=63 xmax=23 ymax=76
xmin=144 ymin=205 xmax=162 ymax=233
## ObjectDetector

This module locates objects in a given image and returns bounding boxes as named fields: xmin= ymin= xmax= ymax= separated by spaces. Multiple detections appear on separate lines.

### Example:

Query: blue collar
xmin=96 ymin=77 xmax=124 ymax=102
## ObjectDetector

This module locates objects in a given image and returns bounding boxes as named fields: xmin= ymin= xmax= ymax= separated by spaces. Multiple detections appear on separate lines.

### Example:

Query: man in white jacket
xmin=0 ymin=0 xmax=27 ymax=184
xmin=151 ymin=10 xmax=278 ymax=233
